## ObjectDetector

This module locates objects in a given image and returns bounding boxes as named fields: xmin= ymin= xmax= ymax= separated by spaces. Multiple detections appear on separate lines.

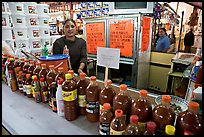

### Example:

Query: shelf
xmin=168 ymin=72 xmax=184 ymax=78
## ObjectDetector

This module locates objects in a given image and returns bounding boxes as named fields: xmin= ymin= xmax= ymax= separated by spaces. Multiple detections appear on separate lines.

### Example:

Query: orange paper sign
xmin=141 ymin=16 xmax=151 ymax=52
xmin=86 ymin=22 xmax=105 ymax=54
xmin=109 ymin=20 xmax=134 ymax=57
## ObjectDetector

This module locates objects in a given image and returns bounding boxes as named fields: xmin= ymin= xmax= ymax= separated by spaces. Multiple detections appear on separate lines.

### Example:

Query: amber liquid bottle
xmin=17 ymin=71 xmax=24 ymax=93
xmin=77 ymin=72 xmax=89 ymax=115
xmin=19 ymin=58 xmax=25 ymax=70
xmin=112 ymin=84 xmax=132 ymax=123
xmin=175 ymin=101 xmax=202 ymax=135
xmin=152 ymin=95 xmax=175 ymax=135
xmin=9 ymin=70 xmax=18 ymax=92
xmin=131 ymin=89 xmax=152 ymax=133
xmin=22 ymin=59 xmax=29 ymax=74
xmin=99 ymin=103 xmax=114 ymax=135
xmin=25 ymin=74 xmax=33 ymax=98
xmin=124 ymin=115 xmax=142 ymax=135
xmin=143 ymin=121 xmax=157 ymax=135
xmin=14 ymin=57 xmax=20 ymax=78
xmin=22 ymin=73 xmax=27 ymax=96
xmin=86 ymin=76 xmax=101 ymax=122
xmin=33 ymin=77 xmax=41 ymax=103
xmin=62 ymin=73 xmax=78 ymax=121
xmin=39 ymin=63 xmax=48 ymax=84
xmin=110 ymin=109 xmax=126 ymax=135
xmin=40 ymin=77 xmax=49 ymax=103
xmin=33 ymin=62 xmax=41 ymax=80
xmin=55 ymin=67 xmax=65 ymax=82
xmin=68 ymin=69 xmax=78 ymax=83
xmin=99 ymin=80 xmax=116 ymax=115
xmin=27 ymin=61 xmax=35 ymax=77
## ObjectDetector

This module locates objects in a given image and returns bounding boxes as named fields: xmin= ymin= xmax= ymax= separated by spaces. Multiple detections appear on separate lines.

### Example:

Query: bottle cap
xmin=49 ymin=65 xmax=54 ymax=69
xmin=184 ymin=131 xmax=193 ymax=135
xmin=30 ymin=61 xmax=34 ymax=64
xmin=146 ymin=121 xmax=156 ymax=132
xmin=115 ymin=109 xmax=123 ymax=117
xmin=68 ymin=70 xmax=74 ymax=75
xmin=188 ymin=101 xmax=199 ymax=112
xmin=103 ymin=103 xmax=111 ymax=110
xmin=130 ymin=115 xmax=139 ymax=124
xmin=3 ymin=54 xmax=7 ymax=57
xmin=41 ymin=64 xmax=46 ymax=68
xmin=90 ymin=76 xmax=96 ymax=81
xmin=80 ymin=72 xmax=86 ymax=78
xmin=120 ymin=84 xmax=127 ymax=90
xmin=20 ymin=58 xmax=25 ymax=61
xmin=16 ymin=67 xmax=21 ymax=71
xmin=106 ymin=80 xmax=112 ymax=85
xmin=65 ymin=73 xmax=72 ymax=80
xmin=10 ymin=58 xmax=14 ymax=61
xmin=33 ymin=77 xmax=38 ymax=81
xmin=19 ymin=71 xmax=23 ymax=75
xmin=162 ymin=95 xmax=171 ymax=103
xmin=139 ymin=89 xmax=148 ymax=97
xmin=25 ymin=59 xmax=29 ymax=62
xmin=35 ymin=62 xmax=41 ymax=66
xmin=40 ymin=77 xmax=44 ymax=82
xmin=9 ymin=70 xmax=14 ymax=74
xmin=58 ymin=67 xmax=63 ymax=72
xmin=22 ymin=73 xmax=26 ymax=76
xmin=57 ymin=77 xmax=64 ymax=85
xmin=165 ymin=125 xmax=175 ymax=135
xmin=26 ymin=74 xmax=31 ymax=78
xmin=32 ymin=75 xmax=37 ymax=79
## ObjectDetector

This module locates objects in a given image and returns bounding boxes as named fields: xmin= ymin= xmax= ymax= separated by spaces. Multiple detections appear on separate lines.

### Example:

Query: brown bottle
xmin=22 ymin=59 xmax=29 ymax=74
xmin=152 ymin=95 xmax=175 ymax=134
xmin=99 ymin=103 xmax=114 ymax=135
xmin=46 ymin=65 xmax=57 ymax=88
xmin=40 ymin=77 xmax=49 ymax=103
xmin=77 ymin=72 xmax=90 ymax=115
xmin=25 ymin=74 xmax=33 ymax=98
xmin=19 ymin=58 xmax=25 ymax=70
xmin=15 ymin=67 xmax=21 ymax=80
xmin=131 ymin=89 xmax=152 ymax=133
xmin=143 ymin=121 xmax=157 ymax=135
xmin=17 ymin=71 xmax=24 ymax=93
xmin=33 ymin=77 xmax=41 ymax=103
xmin=27 ymin=61 xmax=35 ymax=76
xmin=86 ymin=76 xmax=101 ymax=122
xmin=110 ymin=109 xmax=126 ymax=135
xmin=33 ymin=62 xmax=41 ymax=80
xmin=39 ymin=63 xmax=48 ymax=84
xmin=7 ymin=57 xmax=15 ymax=72
xmin=124 ymin=115 xmax=142 ymax=135
xmin=62 ymin=73 xmax=78 ymax=121
xmin=9 ymin=70 xmax=18 ymax=92
xmin=68 ymin=69 xmax=78 ymax=83
xmin=55 ymin=67 xmax=65 ymax=82
xmin=22 ymin=73 xmax=27 ymax=95
xmin=99 ymin=80 xmax=116 ymax=115
xmin=175 ymin=101 xmax=202 ymax=135
xmin=14 ymin=57 xmax=20 ymax=77
xmin=31 ymin=75 xmax=37 ymax=98
xmin=112 ymin=84 xmax=131 ymax=123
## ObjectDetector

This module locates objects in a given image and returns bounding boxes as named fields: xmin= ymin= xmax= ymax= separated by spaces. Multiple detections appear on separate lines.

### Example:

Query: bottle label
xmin=99 ymin=122 xmax=110 ymax=135
xmin=138 ymin=122 xmax=147 ymax=133
xmin=25 ymin=85 xmax=32 ymax=94
xmin=86 ymin=101 xmax=99 ymax=114
xmin=31 ymin=86 xmax=35 ymax=97
xmin=62 ymin=89 xmax=77 ymax=101
xmin=35 ymin=92 xmax=41 ymax=103
xmin=99 ymin=104 xmax=103 ymax=115
xmin=18 ymin=83 xmax=23 ymax=91
xmin=57 ymin=100 xmax=64 ymax=116
xmin=78 ymin=95 xmax=86 ymax=107
xmin=110 ymin=127 xmax=125 ymax=135
xmin=42 ymin=91 xmax=48 ymax=102
xmin=52 ymin=97 xmax=57 ymax=112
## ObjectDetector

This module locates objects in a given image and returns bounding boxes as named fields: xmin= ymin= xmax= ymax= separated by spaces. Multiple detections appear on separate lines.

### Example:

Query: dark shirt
xmin=184 ymin=31 xmax=194 ymax=47
xmin=52 ymin=36 xmax=87 ymax=74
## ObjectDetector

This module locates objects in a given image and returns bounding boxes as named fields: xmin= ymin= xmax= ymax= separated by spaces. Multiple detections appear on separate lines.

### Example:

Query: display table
xmin=2 ymin=81 xmax=158 ymax=135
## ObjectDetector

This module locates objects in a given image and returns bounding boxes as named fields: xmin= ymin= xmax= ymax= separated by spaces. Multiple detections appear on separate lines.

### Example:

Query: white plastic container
xmin=37 ymin=4 xmax=49 ymax=15
xmin=2 ymin=27 xmax=13 ymax=40
xmin=2 ymin=2 xmax=10 ymax=13
xmin=11 ymin=14 xmax=26 ymax=27
xmin=2 ymin=13 xmax=12 ymax=27
xmin=26 ymin=14 xmax=39 ymax=26
xmin=41 ymin=37 xmax=51 ymax=47
xmin=39 ymin=26 xmax=50 ymax=37
xmin=15 ymin=38 xmax=29 ymax=49
xmin=56 ymin=81 xmax=64 ymax=116
xmin=24 ymin=2 xmax=37 ymax=15
xmin=8 ymin=2 xmax=25 ymax=14
xmin=29 ymin=37 xmax=42 ymax=49
xmin=38 ymin=15 xmax=50 ymax=26
xmin=27 ymin=26 xmax=40 ymax=38
xmin=13 ymin=27 xmax=28 ymax=40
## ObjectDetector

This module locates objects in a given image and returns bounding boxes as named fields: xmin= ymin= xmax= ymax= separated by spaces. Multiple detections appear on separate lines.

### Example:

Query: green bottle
xmin=42 ymin=44 xmax=48 ymax=56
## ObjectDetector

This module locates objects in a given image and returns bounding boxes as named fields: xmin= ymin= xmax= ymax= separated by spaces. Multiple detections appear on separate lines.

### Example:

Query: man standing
xmin=155 ymin=28 xmax=170 ymax=52
xmin=184 ymin=27 xmax=195 ymax=53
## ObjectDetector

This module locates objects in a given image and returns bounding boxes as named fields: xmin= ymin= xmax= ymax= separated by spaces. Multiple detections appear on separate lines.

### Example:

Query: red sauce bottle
xmin=22 ymin=73 xmax=27 ymax=95
xmin=124 ymin=115 xmax=142 ymax=135
xmin=110 ymin=109 xmax=126 ymax=135
xmin=25 ymin=74 xmax=33 ymax=98
xmin=17 ymin=70 xmax=24 ymax=93
xmin=99 ymin=103 xmax=114 ymax=135
xmin=55 ymin=67 xmax=65 ymax=82
xmin=77 ymin=72 xmax=90 ymax=115
xmin=86 ymin=76 xmax=101 ymax=122
xmin=28 ymin=61 xmax=35 ymax=76
xmin=143 ymin=121 xmax=157 ymax=135
xmin=14 ymin=57 xmax=20 ymax=77
xmin=33 ymin=62 xmax=41 ymax=80
xmin=112 ymin=84 xmax=131 ymax=123
xmin=131 ymin=89 xmax=152 ymax=133
xmin=9 ymin=70 xmax=18 ymax=92
xmin=22 ymin=59 xmax=29 ymax=74
xmin=19 ymin=58 xmax=25 ymax=70
xmin=152 ymin=95 xmax=175 ymax=134
xmin=33 ymin=77 xmax=41 ymax=103
xmin=62 ymin=73 xmax=78 ymax=121
xmin=39 ymin=63 xmax=48 ymax=85
xmin=39 ymin=77 xmax=49 ymax=103
xmin=175 ymin=101 xmax=202 ymax=135
xmin=99 ymin=80 xmax=116 ymax=115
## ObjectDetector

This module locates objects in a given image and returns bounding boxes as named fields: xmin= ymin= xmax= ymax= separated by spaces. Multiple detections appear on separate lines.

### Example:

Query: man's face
xmin=159 ymin=29 xmax=165 ymax=37
xmin=64 ymin=21 xmax=77 ymax=37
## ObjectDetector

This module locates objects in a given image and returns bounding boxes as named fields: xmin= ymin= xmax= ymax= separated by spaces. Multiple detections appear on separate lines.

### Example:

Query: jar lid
xmin=120 ymin=84 xmax=127 ymax=90
xmin=188 ymin=101 xmax=199 ymax=111
xmin=139 ymin=89 xmax=148 ymax=97
xmin=165 ymin=125 xmax=175 ymax=135
xmin=130 ymin=115 xmax=139 ymax=124
xmin=115 ymin=109 xmax=123 ymax=117
xmin=90 ymin=76 xmax=96 ymax=81
xmin=162 ymin=95 xmax=171 ymax=103
xmin=147 ymin=121 xmax=156 ymax=132
xmin=103 ymin=103 xmax=111 ymax=110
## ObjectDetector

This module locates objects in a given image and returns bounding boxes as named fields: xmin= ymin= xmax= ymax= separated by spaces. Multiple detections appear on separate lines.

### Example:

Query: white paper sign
xmin=97 ymin=47 xmax=120 ymax=69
